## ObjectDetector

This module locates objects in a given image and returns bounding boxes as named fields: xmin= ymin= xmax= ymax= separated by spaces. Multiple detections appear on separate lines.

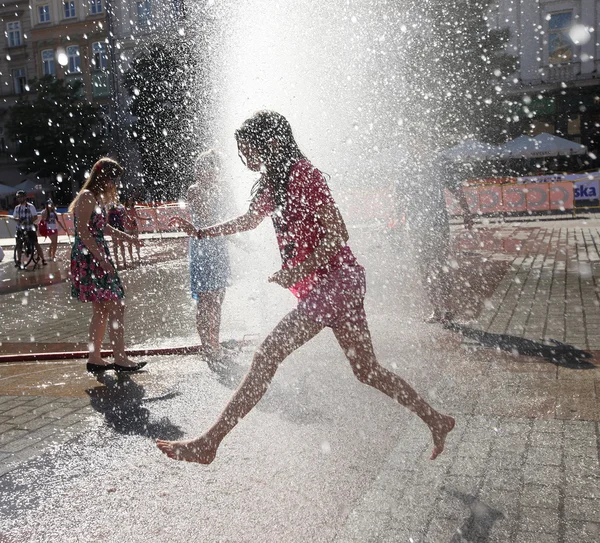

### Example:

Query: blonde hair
xmin=68 ymin=157 xmax=123 ymax=212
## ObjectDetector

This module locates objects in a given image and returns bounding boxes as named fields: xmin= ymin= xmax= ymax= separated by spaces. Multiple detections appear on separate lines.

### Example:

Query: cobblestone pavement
xmin=0 ymin=221 xmax=599 ymax=542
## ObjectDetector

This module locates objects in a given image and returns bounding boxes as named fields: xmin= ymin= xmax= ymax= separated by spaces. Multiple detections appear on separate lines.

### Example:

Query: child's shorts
xmin=296 ymin=264 xmax=366 ymax=328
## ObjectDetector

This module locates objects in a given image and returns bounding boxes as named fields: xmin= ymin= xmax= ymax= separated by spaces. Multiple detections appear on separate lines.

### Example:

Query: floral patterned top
xmin=70 ymin=203 xmax=124 ymax=302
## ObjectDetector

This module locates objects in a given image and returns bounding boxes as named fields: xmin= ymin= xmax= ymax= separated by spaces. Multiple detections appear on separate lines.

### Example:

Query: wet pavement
xmin=0 ymin=219 xmax=599 ymax=542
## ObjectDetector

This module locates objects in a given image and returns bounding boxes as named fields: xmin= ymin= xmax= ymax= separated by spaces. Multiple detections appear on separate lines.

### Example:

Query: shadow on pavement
xmin=86 ymin=373 xmax=184 ymax=439
xmin=444 ymin=489 xmax=505 ymax=542
xmin=446 ymin=322 xmax=595 ymax=369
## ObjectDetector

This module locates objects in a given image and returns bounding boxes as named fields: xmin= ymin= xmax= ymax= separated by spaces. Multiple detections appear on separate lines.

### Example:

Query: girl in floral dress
xmin=69 ymin=157 xmax=146 ymax=374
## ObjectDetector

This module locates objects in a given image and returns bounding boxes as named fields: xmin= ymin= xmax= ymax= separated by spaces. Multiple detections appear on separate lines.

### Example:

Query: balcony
xmin=545 ymin=63 xmax=580 ymax=82
xmin=92 ymin=71 xmax=109 ymax=98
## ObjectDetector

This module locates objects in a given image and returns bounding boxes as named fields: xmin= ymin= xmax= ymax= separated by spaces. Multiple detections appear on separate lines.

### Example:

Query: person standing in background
xmin=40 ymin=199 xmax=68 ymax=261
xmin=396 ymin=157 xmax=473 ymax=324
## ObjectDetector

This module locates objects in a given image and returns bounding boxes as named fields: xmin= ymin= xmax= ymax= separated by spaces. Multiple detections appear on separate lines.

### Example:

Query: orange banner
xmin=550 ymin=182 xmax=574 ymax=210
xmin=446 ymin=181 xmax=574 ymax=215
xmin=478 ymin=186 xmax=503 ymax=214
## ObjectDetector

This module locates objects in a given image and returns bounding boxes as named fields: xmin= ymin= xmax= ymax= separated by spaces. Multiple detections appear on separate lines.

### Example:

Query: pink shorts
xmin=296 ymin=265 xmax=366 ymax=327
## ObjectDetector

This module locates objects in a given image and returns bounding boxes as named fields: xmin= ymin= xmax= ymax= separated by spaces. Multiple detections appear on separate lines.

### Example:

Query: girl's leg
xmin=106 ymin=299 xmax=136 ymax=367
xmin=136 ymin=234 xmax=141 ymax=263
xmin=112 ymin=240 xmax=120 ymax=269
xmin=208 ymin=290 xmax=225 ymax=349
xmin=195 ymin=292 xmax=213 ymax=349
xmin=89 ymin=302 xmax=110 ymax=365
xmin=127 ymin=242 xmax=134 ymax=265
xmin=331 ymin=309 xmax=454 ymax=459
xmin=157 ymin=309 xmax=325 ymax=463
xmin=119 ymin=242 xmax=127 ymax=268
xmin=35 ymin=240 xmax=46 ymax=263
xmin=209 ymin=289 xmax=225 ymax=350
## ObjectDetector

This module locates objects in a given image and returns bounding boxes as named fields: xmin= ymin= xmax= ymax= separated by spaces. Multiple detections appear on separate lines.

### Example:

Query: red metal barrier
xmin=55 ymin=206 xmax=191 ymax=236
xmin=0 ymin=344 xmax=202 ymax=363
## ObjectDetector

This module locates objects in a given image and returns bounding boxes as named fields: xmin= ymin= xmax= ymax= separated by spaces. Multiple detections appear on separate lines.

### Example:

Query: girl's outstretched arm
xmin=269 ymin=202 xmax=349 ymax=288
xmin=169 ymin=208 xmax=264 ymax=239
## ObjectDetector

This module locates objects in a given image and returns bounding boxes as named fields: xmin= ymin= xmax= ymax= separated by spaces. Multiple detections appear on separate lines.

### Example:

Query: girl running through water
xmin=157 ymin=111 xmax=454 ymax=463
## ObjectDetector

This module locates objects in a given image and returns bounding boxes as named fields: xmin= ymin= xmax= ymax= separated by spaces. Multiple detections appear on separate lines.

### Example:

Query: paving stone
xmin=439 ymin=475 xmax=481 ymax=497
xmin=563 ymin=521 xmax=600 ymax=543
xmin=1 ymin=405 xmax=36 ymax=418
xmin=424 ymin=517 xmax=462 ymax=542
xmin=519 ymin=506 xmax=560 ymax=534
xmin=525 ymin=446 xmax=562 ymax=466
xmin=519 ymin=484 xmax=560 ymax=509
xmin=489 ymin=450 xmax=525 ymax=471
xmin=434 ymin=494 xmax=470 ymax=521
xmin=8 ymin=412 xmax=40 ymax=427
xmin=515 ymin=531 xmax=558 ymax=543
xmin=43 ymin=407 xmax=78 ymax=419
xmin=523 ymin=465 xmax=562 ymax=487
xmin=564 ymin=475 xmax=600 ymax=499
xmin=0 ymin=428 xmax=28 ymax=446
xmin=563 ymin=496 xmax=600 ymax=522
xmin=532 ymin=420 xmax=564 ymax=434
xmin=338 ymin=510 xmax=391 ymax=542
xmin=564 ymin=456 xmax=600 ymax=478
xmin=25 ymin=396 xmax=57 ymax=408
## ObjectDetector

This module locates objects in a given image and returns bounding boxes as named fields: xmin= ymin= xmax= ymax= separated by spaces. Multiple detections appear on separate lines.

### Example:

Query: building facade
xmin=0 ymin=0 xmax=185 ymax=187
xmin=490 ymin=0 xmax=600 ymax=154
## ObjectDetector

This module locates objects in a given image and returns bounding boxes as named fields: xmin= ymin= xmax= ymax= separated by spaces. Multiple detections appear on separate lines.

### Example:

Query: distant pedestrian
xmin=158 ymin=111 xmax=454 ymax=464
xmin=39 ymin=199 xmax=68 ymax=261
xmin=12 ymin=190 xmax=46 ymax=268
xmin=396 ymin=158 xmax=473 ymax=324
xmin=69 ymin=157 xmax=146 ymax=374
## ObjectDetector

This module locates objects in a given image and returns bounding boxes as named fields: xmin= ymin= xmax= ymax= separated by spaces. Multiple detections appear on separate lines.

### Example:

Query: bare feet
xmin=430 ymin=414 xmax=455 ymax=460
xmin=156 ymin=436 xmax=217 ymax=464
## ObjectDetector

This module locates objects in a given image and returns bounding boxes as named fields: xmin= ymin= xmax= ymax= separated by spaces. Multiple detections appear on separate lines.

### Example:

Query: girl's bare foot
xmin=430 ymin=414 xmax=455 ymax=460
xmin=156 ymin=436 xmax=217 ymax=464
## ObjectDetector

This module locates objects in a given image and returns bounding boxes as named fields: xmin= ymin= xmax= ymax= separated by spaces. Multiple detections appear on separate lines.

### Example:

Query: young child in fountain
xmin=184 ymin=150 xmax=232 ymax=364
xmin=158 ymin=111 xmax=454 ymax=464
xmin=69 ymin=157 xmax=146 ymax=374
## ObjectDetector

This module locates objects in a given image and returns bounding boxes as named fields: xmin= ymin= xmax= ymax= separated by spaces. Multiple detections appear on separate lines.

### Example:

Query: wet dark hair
xmin=235 ymin=111 xmax=305 ymax=207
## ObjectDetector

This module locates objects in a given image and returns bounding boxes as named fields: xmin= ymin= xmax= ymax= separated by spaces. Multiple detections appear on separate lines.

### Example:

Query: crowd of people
xmin=7 ymin=110 xmax=476 ymax=465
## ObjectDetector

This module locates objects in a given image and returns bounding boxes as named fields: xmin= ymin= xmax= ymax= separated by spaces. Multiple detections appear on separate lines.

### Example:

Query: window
xmin=172 ymin=0 xmax=185 ymax=18
xmin=6 ymin=22 xmax=22 ymax=48
xmin=64 ymin=1 xmax=76 ymax=19
xmin=38 ymin=5 xmax=51 ymax=23
xmin=89 ymin=0 xmax=103 ymax=15
xmin=42 ymin=49 xmax=55 ymax=76
xmin=137 ymin=0 xmax=152 ymax=24
xmin=12 ymin=68 xmax=26 ymax=94
xmin=92 ymin=42 xmax=108 ymax=70
xmin=548 ymin=11 xmax=573 ymax=64
xmin=67 ymin=45 xmax=81 ymax=73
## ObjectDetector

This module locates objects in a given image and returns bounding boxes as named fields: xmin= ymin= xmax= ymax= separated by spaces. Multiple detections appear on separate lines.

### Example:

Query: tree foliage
xmin=123 ymin=38 xmax=200 ymax=201
xmin=6 ymin=76 xmax=106 ymax=203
